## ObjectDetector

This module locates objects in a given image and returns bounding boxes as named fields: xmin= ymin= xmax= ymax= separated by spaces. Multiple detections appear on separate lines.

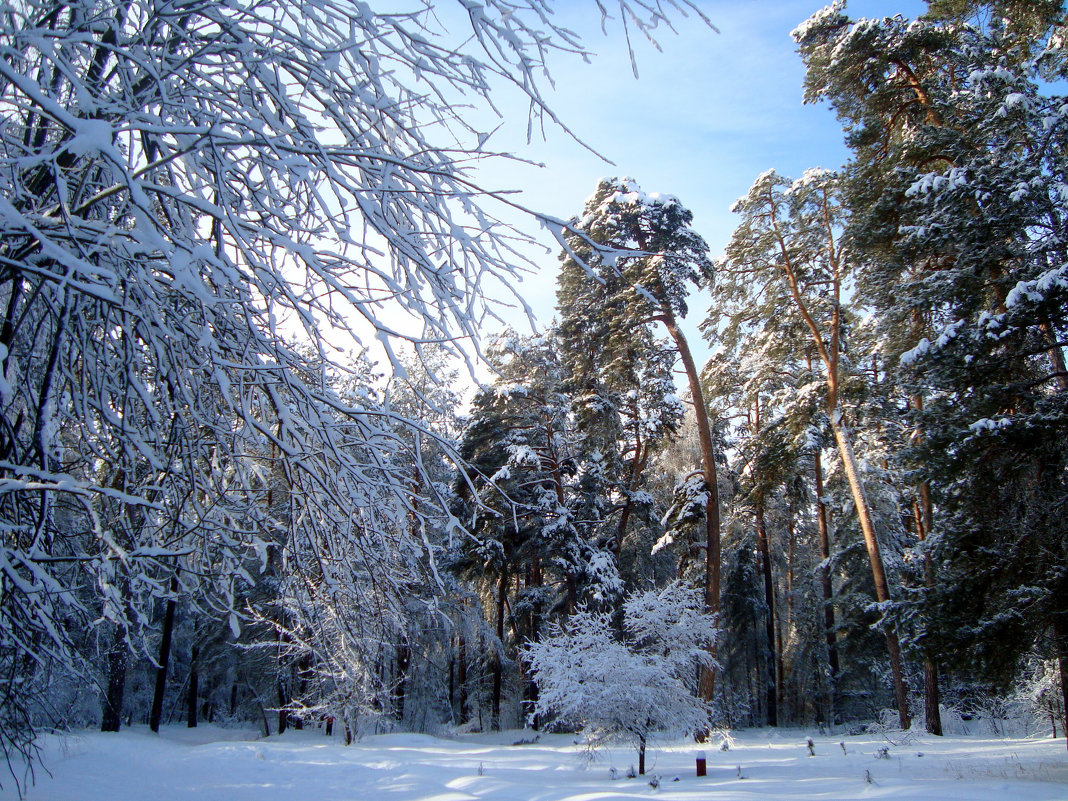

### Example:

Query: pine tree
xmin=796 ymin=2 xmax=1068 ymax=742
xmin=703 ymin=247 xmax=834 ymax=726
xmin=719 ymin=168 xmax=911 ymax=729
xmin=556 ymin=241 xmax=684 ymax=588
xmin=559 ymin=178 xmax=720 ymax=704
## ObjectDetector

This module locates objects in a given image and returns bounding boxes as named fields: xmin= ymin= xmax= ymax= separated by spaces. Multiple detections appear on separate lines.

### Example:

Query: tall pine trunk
xmin=831 ymin=420 xmax=910 ymax=729
xmin=187 ymin=644 xmax=199 ymax=728
xmin=662 ymin=314 xmax=721 ymax=707
xmin=457 ymin=632 xmax=469 ymax=724
xmin=909 ymin=389 xmax=943 ymax=736
xmin=492 ymin=571 xmax=506 ymax=731
xmin=782 ymin=502 xmax=795 ymax=722
xmin=770 ymin=184 xmax=910 ymax=729
xmin=394 ymin=644 xmax=410 ymax=722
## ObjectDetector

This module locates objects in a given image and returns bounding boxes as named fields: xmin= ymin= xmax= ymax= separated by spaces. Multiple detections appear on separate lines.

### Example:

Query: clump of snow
xmin=788 ymin=167 xmax=833 ymax=194
xmin=999 ymin=92 xmax=1030 ymax=115
xmin=902 ymin=319 xmax=967 ymax=366
xmin=1006 ymin=264 xmax=1068 ymax=308
xmin=968 ymin=416 xmax=1011 ymax=433
xmin=580 ymin=177 xmax=681 ymax=228
xmin=629 ymin=490 xmax=655 ymax=506
xmin=900 ymin=337 xmax=930 ymax=366
xmin=791 ymin=1 xmax=845 ymax=42
xmin=906 ymin=167 xmax=969 ymax=197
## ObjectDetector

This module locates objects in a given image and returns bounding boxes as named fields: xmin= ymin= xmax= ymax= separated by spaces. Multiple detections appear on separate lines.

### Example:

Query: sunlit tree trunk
xmin=662 ymin=315 xmax=721 ymax=707
xmin=771 ymin=182 xmax=910 ymax=729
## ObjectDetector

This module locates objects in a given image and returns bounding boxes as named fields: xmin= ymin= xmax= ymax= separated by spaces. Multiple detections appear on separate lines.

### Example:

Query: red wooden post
xmin=696 ymin=751 xmax=707 ymax=777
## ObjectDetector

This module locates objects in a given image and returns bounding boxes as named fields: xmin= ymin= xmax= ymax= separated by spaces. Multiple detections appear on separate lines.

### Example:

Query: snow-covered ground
xmin=4 ymin=724 xmax=1066 ymax=801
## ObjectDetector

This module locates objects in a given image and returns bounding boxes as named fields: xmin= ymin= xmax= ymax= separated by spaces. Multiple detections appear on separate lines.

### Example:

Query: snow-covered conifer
xmin=559 ymin=178 xmax=721 ymax=704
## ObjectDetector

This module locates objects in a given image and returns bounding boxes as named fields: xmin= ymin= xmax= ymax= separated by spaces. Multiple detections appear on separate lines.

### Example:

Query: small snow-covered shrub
xmin=522 ymin=582 xmax=717 ymax=774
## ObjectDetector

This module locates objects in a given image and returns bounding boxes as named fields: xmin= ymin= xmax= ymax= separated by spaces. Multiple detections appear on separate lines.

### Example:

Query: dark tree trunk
xmin=394 ymin=644 xmax=410 ymax=721
xmin=277 ymin=679 xmax=288 ymax=735
xmin=293 ymin=654 xmax=311 ymax=730
xmin=814 ymin=451 xmax=840 ymax=722
xmin=1040 ymin=318 xmax=1068 ymax=393
xmin=776 ymin=624 xmax=786 ymax=724
xmin=276 ymin=625 xmax=289 ymax=735
xmin=924 ymin=660 xmax=942 ymax=736
xmin=492 ymin=571 xmax=506 ymax=731
xmin=782 ymin=504 xmax=795 ymax=721
xmin=755 ymin=502 xmax=778 ymax=727
xmin=101 ymin=621 xmax=128 ymax=733
xmin=614 ymin=443 xmax=646 ymax=558
xmin=448 ymin=645 xmax=455 ymax=717
xmin=638 ymin=735 xmax=646 ymax=776
xmin=1061 ymin=654 xmax=1068 ymax=753
xmin=1054 ymin=612 xmax=1068 ymax=752
xmin=149 ymin=578 xmax=178 ymax=733
xmin=524 ymin=677 xmax=540 ymax=731
xmin=564 ymin=572 xmax=578 ymax=616
xmin=187 ymin=645 xmax=199 ymax=728
xmin=457 ymin=632 xmax=469 ymax=723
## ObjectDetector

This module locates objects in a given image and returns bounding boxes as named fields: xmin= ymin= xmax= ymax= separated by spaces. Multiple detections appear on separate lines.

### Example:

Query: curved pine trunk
xmin=831 ymin=419 xmax=911 ymax=730
xmin=662 ymin=314 xmax=720 ymax=705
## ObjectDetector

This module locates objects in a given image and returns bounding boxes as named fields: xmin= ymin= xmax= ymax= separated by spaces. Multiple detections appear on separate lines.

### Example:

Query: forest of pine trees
xmin=0 ymin=0 xmax=1065 ymax=781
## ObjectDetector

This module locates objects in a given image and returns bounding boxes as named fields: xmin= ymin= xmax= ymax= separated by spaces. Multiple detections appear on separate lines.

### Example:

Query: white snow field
xmin=4 ymin=725 xmax=1066 ymax=801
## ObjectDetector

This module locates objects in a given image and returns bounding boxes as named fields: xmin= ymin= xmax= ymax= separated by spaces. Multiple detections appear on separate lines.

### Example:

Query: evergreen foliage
xmin=796 ymin=0 xmax=1068 ymax=729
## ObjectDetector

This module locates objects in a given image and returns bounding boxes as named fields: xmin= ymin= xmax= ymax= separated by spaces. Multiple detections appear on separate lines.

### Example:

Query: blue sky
xmin=465 ymin=0 xmax=928 ymax=356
